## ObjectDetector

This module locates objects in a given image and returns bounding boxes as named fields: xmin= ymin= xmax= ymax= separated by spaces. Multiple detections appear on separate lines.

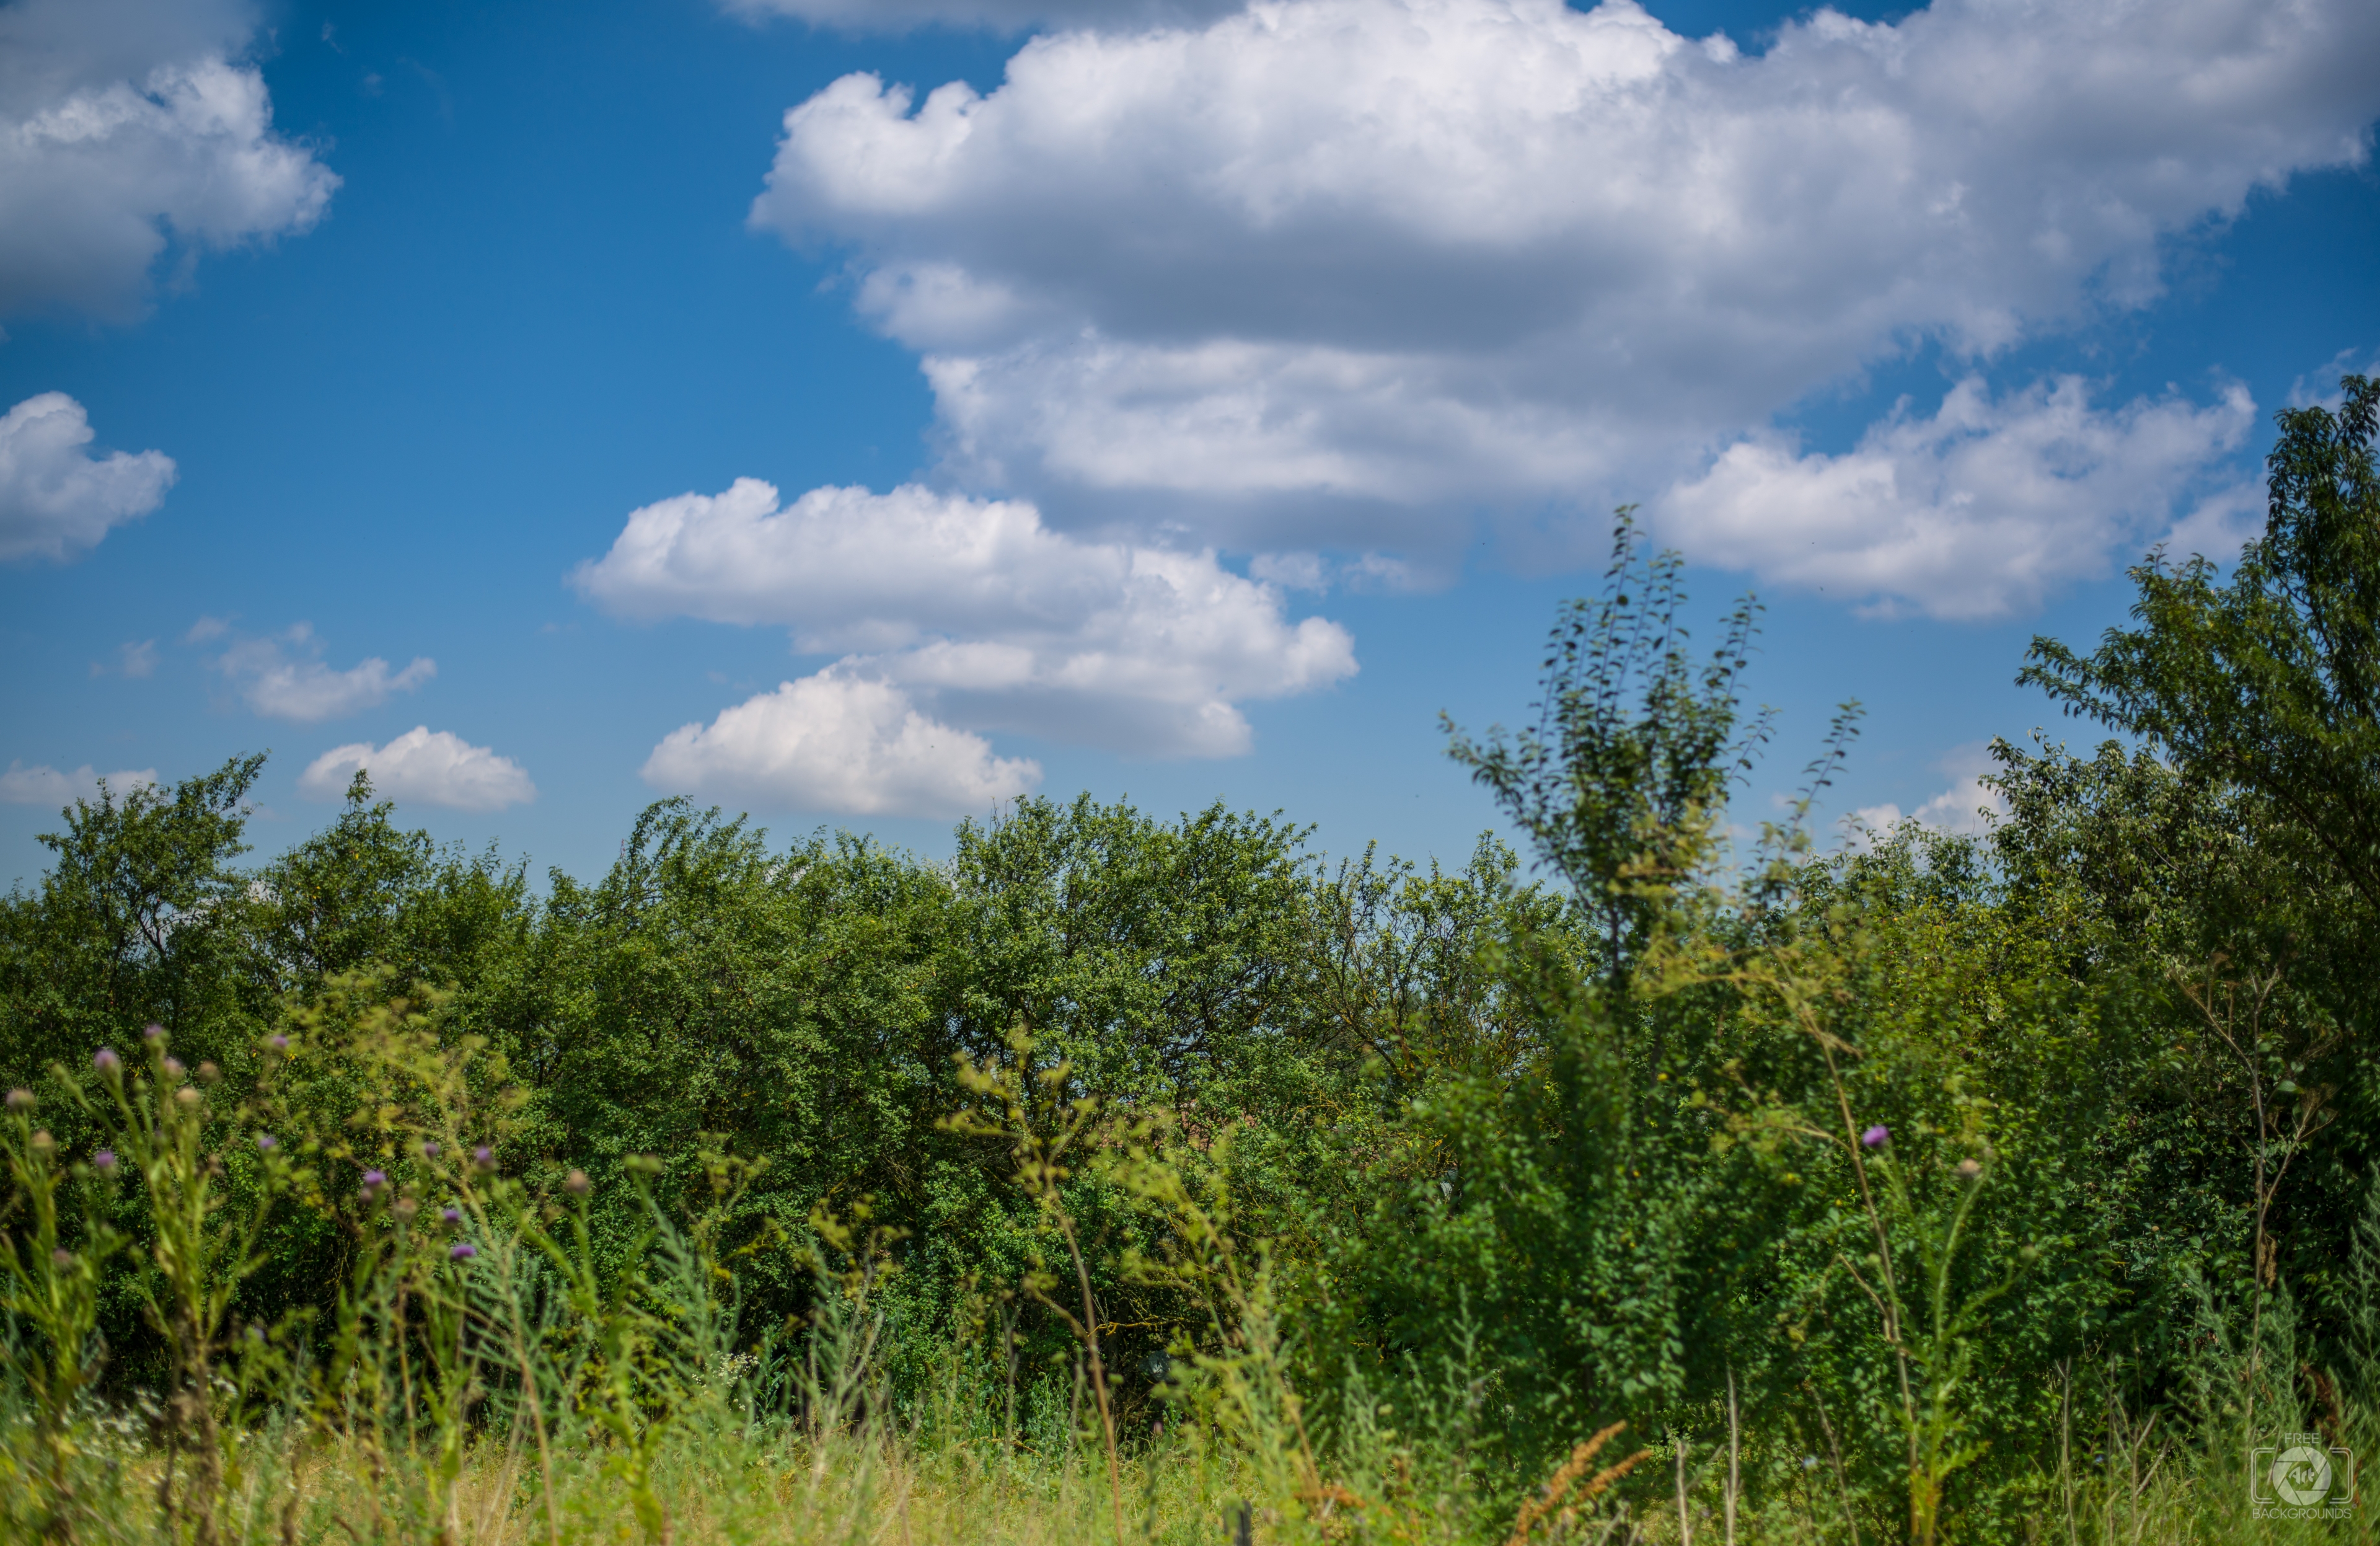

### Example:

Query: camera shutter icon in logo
xmin=2273 ymin=1444 xmax=2335 ymax=1507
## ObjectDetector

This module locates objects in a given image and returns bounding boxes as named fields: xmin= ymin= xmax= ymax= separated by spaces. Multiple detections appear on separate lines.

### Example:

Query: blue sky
xmin=2 ymin=0 xmax=2375 ymax=889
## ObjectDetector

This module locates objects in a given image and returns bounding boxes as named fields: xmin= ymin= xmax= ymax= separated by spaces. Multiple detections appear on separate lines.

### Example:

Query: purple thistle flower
xmin=143 ymin=1024 xmax=163 ymax=1042
xmin=449 ymin=1242 xmax=477 ymax=1262
xmin=162 ymin=1057 xmax=185 ymax=1079
xmin=268 ymin=1035 xmax=289 ymax=1051
xmin=421 ymin=1141 xmax=439 ymax=1160
xmin=441 ymin=1207 xmax=462 ymax=1225
xmin=361 ymin=1169 xmax=386 ymax=1190
xmin=1861 ymin=1124 xmax=1890 ymax=1149
xmin=473 ymin=1146 xmax=493 ymax=1172
xmin=94 ymin=1048 xmax=120 ymax=1074
xmin=255 ymin=1133 xmax=277 ymax=1152
xmin=91 ymin=1149 xmax=117 ymax=1173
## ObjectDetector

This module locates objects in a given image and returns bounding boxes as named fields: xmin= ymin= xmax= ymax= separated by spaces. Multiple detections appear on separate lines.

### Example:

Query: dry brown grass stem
xmin=1505 ymin=1422 xmax=1648 ymax=1546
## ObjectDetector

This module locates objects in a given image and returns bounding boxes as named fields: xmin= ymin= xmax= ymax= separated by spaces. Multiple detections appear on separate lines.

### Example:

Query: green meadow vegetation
xmin=2 ymin=376 xmax=2376 ymax=1545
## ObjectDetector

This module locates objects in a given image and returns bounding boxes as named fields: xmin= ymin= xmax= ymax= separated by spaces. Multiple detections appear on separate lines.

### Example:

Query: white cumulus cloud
xmin=0 ymin=392 xmax=175 ymax=562
xmin=212 ymin=624 xmax=436 ymax=722
xmin=573 ymin=478 xmax=1357 ymax=757
xmin=0 ymin=0 xmax=338 ymax=323
xmin=1659 ymin=376 xmax=2259 ymax=619
xmin=1851 ymin=743 xmax=2009 ymax=844
xmin=723 ymin=0 xmax=1244 ymax=31
xmin=752 ymin=0 xmax=2379 ymax=599
xmin=643 ymin=671 xmax=1041 ymax=818
xmin=298 ymin=728 xmax=536 ymax=812
xmin=0 ymin=761 xmax=159 ymax=806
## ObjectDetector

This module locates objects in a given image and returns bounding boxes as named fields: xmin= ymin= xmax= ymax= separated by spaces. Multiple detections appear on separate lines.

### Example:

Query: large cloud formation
xmin=0 ymin=0 xmax=338 ymax=324
xmin=0 ymin=392 xmax=175 ymax=561
xmin=752 ymin=0 xmax=2380 ymax=614
xmin=576 ymin=478 xmax=1357 ymax=813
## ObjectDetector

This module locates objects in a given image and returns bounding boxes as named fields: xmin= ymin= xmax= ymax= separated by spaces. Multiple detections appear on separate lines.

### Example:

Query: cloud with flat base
xmin=211 ymin=624 xmax=436 ymax=722
xmin=750 ymin=0 xmax=2378 ymax=611
xmin=299 ymin=728 xmax=536 ymax=813
xmin=576 ymin=478 xmax=1356 ymax=816
xmin=0 ymin=392 xmax=175 ymax=562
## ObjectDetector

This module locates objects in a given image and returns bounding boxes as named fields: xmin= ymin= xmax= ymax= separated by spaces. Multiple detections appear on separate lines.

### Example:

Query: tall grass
xmin=5 ymin=1017 xmax=2377 ymax=1544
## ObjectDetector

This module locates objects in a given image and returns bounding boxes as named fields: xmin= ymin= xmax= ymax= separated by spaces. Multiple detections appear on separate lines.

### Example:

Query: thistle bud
xmin=1955 ymin=1159 xmax=1983 ymax=1182
xmin=565 ymin=1169 xmax=590 ymax=1198
xmin=6 ymin=1088 xmax=32 ymax=1113
xmin=94 ymin=1048 xmax=120 ymax=1075
xmin=393 ymin=1197 xmax=420 ymax=1224
xmin=196 ymin=1062 xmax=221 ymax=1085
xmin=143 ymin=1024 xmax=164 ymax=1043
xmin=30 ymin=1129 xmax=54 ymax=1154
xmin=174 ymin=1087 xmax=200 ymax=1107
xmin=162 ymin=1057 xmax=185 ymax=1080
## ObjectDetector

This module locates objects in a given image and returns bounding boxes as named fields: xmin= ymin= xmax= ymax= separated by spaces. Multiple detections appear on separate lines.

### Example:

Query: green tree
xmin=2021 ymin=373 xmax=2380 ymax=970
xmin=0 ymin=755 xmax=268 ymax=1100
xmin=1446 ymin=511 xmax=1766 ymax=988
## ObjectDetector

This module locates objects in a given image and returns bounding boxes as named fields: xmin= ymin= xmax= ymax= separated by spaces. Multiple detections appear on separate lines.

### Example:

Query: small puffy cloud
xmin=0 ymin=0 xmax=339 ymax=323
xmin=1659 ymin=376 xmax=2257 ymax=618
xmin=0 ymin=760 xmax=159 ymax=806
xmin=643 ymin=670 xmax=1041 ymax=817
xmin=182 ymin=614 xmax=230 ymax=643
xmin=91 ymin=638 xmax=157 ymax=678
xmin=298 ymin=728 xmax=536 ymax=812
xmin=0 ymin=392 xmax=175 ymax=562
xmin=573 ymin=478 xmax=1355 ymax=757
xmin=213 ymin=624 xmax=436 ymax=722
xmin=752 ymin=0 xmax=2379 ymax=587
xmin=1851 ymin=743 xmax=2008 ymax=844
xmin=723 ymin=0 xmax=1242 ymax=30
